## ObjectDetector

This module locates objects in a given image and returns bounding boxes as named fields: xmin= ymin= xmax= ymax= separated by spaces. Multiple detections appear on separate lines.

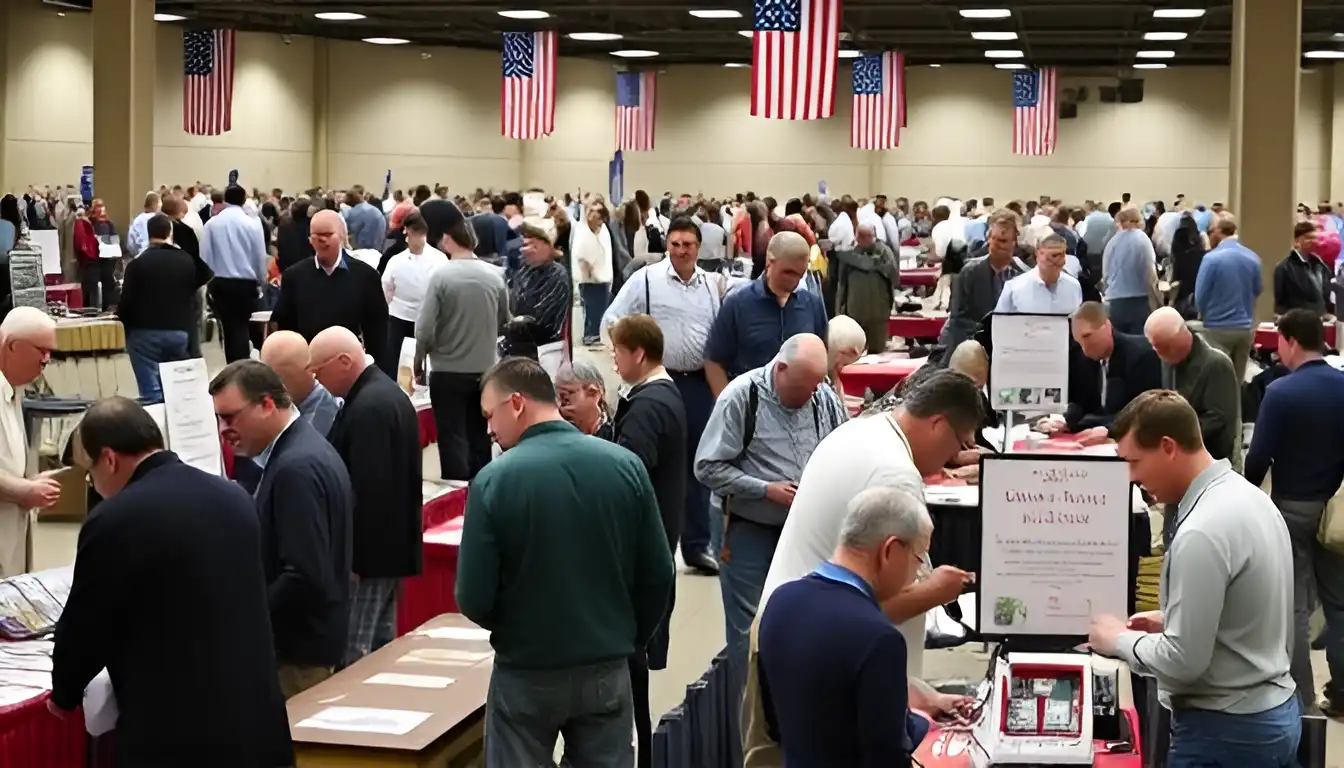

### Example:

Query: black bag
xmin=646 ymin=223 xmax=665 ymax=254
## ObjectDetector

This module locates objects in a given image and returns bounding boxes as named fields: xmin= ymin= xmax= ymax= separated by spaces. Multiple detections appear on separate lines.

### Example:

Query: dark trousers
xmin=629 ymin=650 xmax=651 ymax=768
xmin=1107 ymin=296 xmax=1151 ymax=336
xmin=430 ymin=371 xmax=491 ymax=481
xmin=672 ymin=370 xmax=713 ymax=558
xmin=209 ymin=278 xmax=259 ymax=363
xmin=380 ymin=316 xmax=415 ymax=379
xmin=80 ymin=259 xmax=118 ymax=310
xmin=578 ymin=283 xmax=609 ymax=340
xmin=187 ymin=290 xmax=203 ymax=358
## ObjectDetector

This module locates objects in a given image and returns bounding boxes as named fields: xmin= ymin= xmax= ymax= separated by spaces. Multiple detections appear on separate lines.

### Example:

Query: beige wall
xmin=0 ymin=0 xmax=1336 ymax=207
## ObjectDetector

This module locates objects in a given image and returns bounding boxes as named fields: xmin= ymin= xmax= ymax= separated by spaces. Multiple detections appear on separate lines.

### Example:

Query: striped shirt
xmin=602 ymin=260 xmax=727 ymax=372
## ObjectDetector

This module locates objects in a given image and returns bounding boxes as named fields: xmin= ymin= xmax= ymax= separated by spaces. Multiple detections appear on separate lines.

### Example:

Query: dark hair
xmin=635 ymin=189 xmax=651 ymax=214
xmin=413 ymin=185 xmax=433 ymax=205
xmin=1107 ymin=201 xmax=1122 ymax=217
xmin=784 ymin=198 xmax=803 ymax=217
xmin=1294 ymin=221 xmax=1317 ymax=240
xmin=223 ymin=185 xmax=246 ymax=206
xmin=666 ymin=216 xmax=702 ymax=244
xmin=900 ymin=369 xmax=985 ymax=434
xmin=609 ymin=314 xmax=665 ymax=365
xmin=208 ymin=360 xmax=294 ymax=409
xmin=79 ymin=396 xmax=165 ymax=459
xmin=403 ymin=209 xmax=427 ymax=234
xmin=1278 ymin=308 xmax=1326 ymax=352
xmin=481 ymin=356 xmax=556 ymax=403
xmin=211 ymin=190 xmax=225 ymax=204
xmin=931 ymin=205 xmax=951 ymax=222
xmin=290 ymin=198 xmax=311 ymax=219
xmin=147 ymin=213 xmax=174 ymax=241
xmin=1110 ymin=389 xmax=1202 ymax=452
xmin=0 ymin=195 xmax=21 ymax=231
xmin=1121 ymin=192 xmax=1132 ymax=203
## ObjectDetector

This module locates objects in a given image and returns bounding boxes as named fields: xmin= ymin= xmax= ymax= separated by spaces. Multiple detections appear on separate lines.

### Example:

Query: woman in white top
xmin=572 ymin=201 xmax=614 ymax=344
xmin=379 ymin=209 xmax=448 ymax=376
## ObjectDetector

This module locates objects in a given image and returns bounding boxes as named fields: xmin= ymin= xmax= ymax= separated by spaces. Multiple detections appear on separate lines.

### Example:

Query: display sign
xmin=989 ymin=312 xmax=1070 ymax=413
xmin=159 ymin=358 xmax=224 ymax=476
xmin=79 ymin=165 xmax=94 ymax=204
xmin=978 ymin=454 xmax=1130 ymax=639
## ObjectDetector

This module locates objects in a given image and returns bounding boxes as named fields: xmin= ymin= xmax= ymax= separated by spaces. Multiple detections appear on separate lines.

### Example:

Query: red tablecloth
xmin=888 ymin=315 xmax=947 ymax=339
xmin=417 ymin=407 xmax=436 ymax=449
xmin=1254 ymin=322 xmax=1337 ymax=350
xmin=45 ymin=284 xmax=82 ymax=310
xmin=903 ymin=267 xmax=940 ymax=287
xmin=0 ymin=690 xmax=89 ymax=767
xmin=915 ymin=706 xmax=1142 ymax=766
xmin=396 ymin=487 xmax=468 ymax=637
xmin=840 ymin=357 xmax=926 ymax=396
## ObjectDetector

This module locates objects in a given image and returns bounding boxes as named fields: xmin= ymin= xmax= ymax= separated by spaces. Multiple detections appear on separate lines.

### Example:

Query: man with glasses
xmin=0 ymin=308 xmax=59 ymax=576
xmin=209 ymin=360 xmax=353 ymax=698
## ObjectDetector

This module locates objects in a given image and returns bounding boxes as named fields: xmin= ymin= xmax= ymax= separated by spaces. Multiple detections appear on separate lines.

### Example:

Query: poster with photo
xmin=989 ymin=313 xmax=1070 ymax=413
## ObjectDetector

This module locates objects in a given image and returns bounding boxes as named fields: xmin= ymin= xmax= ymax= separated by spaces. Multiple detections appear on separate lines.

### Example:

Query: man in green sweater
xmin=456 ymin=357 xmax=676 ymax=768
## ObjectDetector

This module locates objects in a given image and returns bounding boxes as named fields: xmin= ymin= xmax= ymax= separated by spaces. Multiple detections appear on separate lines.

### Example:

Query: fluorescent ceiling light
xmin=154 ymin=13 xmax=186 ymax=21
xmin=838 ymin=49 xmax=863 ymax=59
xmin=929 ymin=64 xmax=942 ymax=68
xmin=1134 ymin=63 xmax=1168 ymax=69
xmin=363 ymin=37 xmax=409 ymax=45
xmin=689 ymin=9 xmax=742 ymax=19
xmin=724 ymin=62 xmax=749 ymax=68
xmin=315 ymin=12 xmax=366 ymax=21
xmin=1305 ymin=50 xmax=1344 ymax=59
xmin=959 ymin=8 xmax=1012 ymax=19
xmin=498 ymin=10 xmax=551 ymax=20
xmin=984 ymin=49 xmax=1024 ymax=58
xmin=610 ymin=49 xmax=659 ymax=58
xmin=738 ymin=30 xmax=753 ymax=38
xmin=567 ymin=32 xmax=624 ymax=41
xmin=1152 ymin=8 xmax=1205 ymax=18
xmin=1143 ymin=31 xmax=1187 ymax=41
xmin=995 ymin=63 xmax=1027 ymax=69
xmin=1136 ymin=50 xmax=1176 ymax=58
xmin=971 ymin=31 xmax=1018 ymax=41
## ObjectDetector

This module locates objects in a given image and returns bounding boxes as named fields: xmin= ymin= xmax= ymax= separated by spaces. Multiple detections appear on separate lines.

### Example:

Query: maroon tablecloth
xmin=396 ymin=487 xmax=468 ymax=637
xmin=1254 ymin=322 xmax=1337 ymax=350
xmin=887 ymin=315 xmax=946 ymax=339
xmin=839 ymin=356 xmax=925 ymax=397
xmin=418 ymin=407 xmax=436 ymax=449
xmin=902 ymin=267 xmax=939 ymax=287
xmin=0 ymin=689 xmax=89 ymax=767
xmin=45 ymin=284 xmax=83 ymax=310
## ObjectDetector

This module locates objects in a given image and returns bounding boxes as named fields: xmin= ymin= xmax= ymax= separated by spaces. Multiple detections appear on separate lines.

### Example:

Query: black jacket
xmin=51 ymin=453 xmax=293 ymax=766
xmin=1064 ymin=330 xmax=1163 ymax=432
xmin=327 ymin=366 xmax=423 ymax=578
xmin=273 ymin=255 xmax=390 ymax=366
xmin=171 ymin=219 xmax=201 ymax=261
xmin=613 ymin=377 xmax=688 ymax=549
xmin=275 ymin=214 xmax=313 ymax=273
xmin=1274 ymin=250 xmax=1332 ymax=316
xmin=255 ymin=418 xmax=353 ymax=667
xmin=117 ymin=243 xmax=211 ymax=333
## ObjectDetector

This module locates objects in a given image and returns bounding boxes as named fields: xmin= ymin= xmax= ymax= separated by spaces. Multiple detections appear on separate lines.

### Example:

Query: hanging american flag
xmin=501 ymin=31 xmax=557 ymax=140
xmin=183 ymin=29 xmax=235 ymax=136
xmin=1012 ymin=68 xmax=1058 ymax=156
xmin=850 ymin=51 xmax=904 ymax=150
xmin=615 ymin=71 xmax=657 ymax=152
xmin=751 ymin=0 xmax=841 ymax=120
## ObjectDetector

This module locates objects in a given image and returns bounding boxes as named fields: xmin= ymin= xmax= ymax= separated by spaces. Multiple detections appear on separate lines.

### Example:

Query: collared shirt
xmin=704 ymin=276 xmax=829 ymax=378
xmin=253 ymin=409 xmax=301 ymax=473
xmin=603 ymin=260 xmax=726 ymax=372
xmin=297 ymin=383 xmax=342 ymax=438
xmin=0 ymin=374 xmax=28 ymax=576
xmin=200 ymin=205 xmax=268 ymax=282
xmin=1194 ymin=238 xmax=1261 ymax=329
xmin=994 ymin=268 xmax=1083 ymax=315
xmin=1101 ymin=228 xmax=1156 ymax=301
xmin=315 ymin=252 xmax=349 ymax=276
xmin=382 ymin=245 xmax=449 ymax=323
xmin=126 ymin=211 xmax=156 ymax=256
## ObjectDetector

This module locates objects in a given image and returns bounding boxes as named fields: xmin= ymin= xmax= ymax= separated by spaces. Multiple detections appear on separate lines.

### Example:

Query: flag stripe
xmin=183 ymin=29 xmax=234 ymax=136
xmin=851 ymin=51 xmax=903 ymax=150
xmin=502 ymin=31 xmax=556 ymax=140
xmin=1012 ymin=68 xmax=1058 ymax=156
xmin=751 ymin=0 xmax=840 ymax=120
xmin=615 ymin=71 xmax=657 ymax=152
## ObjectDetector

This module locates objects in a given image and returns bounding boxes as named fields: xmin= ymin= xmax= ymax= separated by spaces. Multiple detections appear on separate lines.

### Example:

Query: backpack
xmin=737 ymin=382 xmax=821 ymax=459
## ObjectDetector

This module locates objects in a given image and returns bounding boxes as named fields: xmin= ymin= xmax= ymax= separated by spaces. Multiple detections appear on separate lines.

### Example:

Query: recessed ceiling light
xmin=363 ymin=37 xmax=409 ymax=45
xmin=1334 ymin=33 xmax=1344 ymax=40
xmin=611 ymin=49 xmax=659 ymax=58
xmin=995 ymin=63 xmax=1027 ymax=69
xmin=1134 ymin=63 xmax=1168 ymax=69
xmin=1137 ymin=50 xmax=1176 ymax=58
xmin=738 ymin=30 xmax=754 ymax=38
xmin=1305 ymin=50 xmax=1344 ymax=59
xmin=838 ymin=50 xmax=863 ymax=59
xmin=498 ymin=10 xmax=551 ymax=20
xmin=154 ymin=13 xmax=186 ymax=22
xmin=929 ymin=63 xmax=942 ymax=68
xmin=1152 ymin=8 xmax=1205 ymax=18
xmin=567 ymin=32 xmax=624 ymax=41
xmin=1143 ymin=31 xmax=1187 ymax=41
xmin=315 ymin=12 xmax=366 ymax=21
xmin=689 ymin=9 xmax=742 ymax=19
xmin=984 ymin=49 xmax=1024 ymax=58
xmin=724 ymin=62 xmax=749 ymax=68
xmin=971 ymin=31 xmax=1018 ymax=41
xmin=960 ymin=8 xmax=1012 ymax=19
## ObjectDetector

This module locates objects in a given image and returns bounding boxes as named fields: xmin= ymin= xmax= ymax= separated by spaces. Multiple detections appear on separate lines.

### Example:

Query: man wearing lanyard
xmin=1089 ymin=390 xmax=1299 ymax=767
xmin=756 ymin=487 xmax=935 ymax=767
xmin=603 ymin=216 xmax=728 ymax=575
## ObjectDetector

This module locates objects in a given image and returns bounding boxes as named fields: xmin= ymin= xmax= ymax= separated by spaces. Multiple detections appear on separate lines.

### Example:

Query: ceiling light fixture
xmin=154 ymin=13 xmax=186 ymax=21
xmin=1136 ymin=50 xmax=1176 ymax=58
xmin=567 ymin=32 xmax=624 ymax=41
xmin=1143 ymin=31 xmax=1187 ymax=41
xmin=1334 ymin=33 xmax=1344 ymax=40
xmin=315 ymin=12 xmax=366 ymax=21
xmin=1134 ymin=63 xmax=1168 ymax=69
xmin=689 ymin=9 xmax=743 ymax=19
xmin=959 ymin=8 xmax=1012 ymax=19
xmin=984 ymin=49 xmax=1024 ymax=58
xmin=724 ymin=62 xmax=749 ymax=68
xmin=738 ymin=30 xmax=753 ymax=38
xmin=363 ymin=37 xmax=410 ymax=45
xmin=929 ymin=63 xmax=942 ymax=68
xmin=971 ymin=31 xmax=1017 ymax=41
xmin=1305 ymin=50 xmax=1344 ymax=59
xmin=1152 ymin=8 xmax=1205 ymax=18
xmin=995 ymin=63 xmax=1027 ymax=69
xmin=498 ymin=10 xmax=551 ymax=20
xmin=610 ymin=49 xmax=659 ymax=58
xmin=838 ymin=49 xmax=863 ymax=59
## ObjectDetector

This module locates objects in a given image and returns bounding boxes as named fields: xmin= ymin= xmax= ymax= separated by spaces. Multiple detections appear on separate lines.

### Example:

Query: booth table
xmin=903 ymin=266 xmax=940 ymax=287
xmin=416 ymin=405 xmax=436 ymax=449
xmin=1254 ymin=320 xmax=1337 ymax=350
xmin=888 ymin=314 xmax=946 ymax=340
xmin=396 ymin=486 xmax=469 ymax=638
xmin=0 ymin=691 xmax=90 ymax=767
xmin=44 ymin=284 xmax=82 ymax=309
xmin=839 ymin=355 xmax=926 ymax=397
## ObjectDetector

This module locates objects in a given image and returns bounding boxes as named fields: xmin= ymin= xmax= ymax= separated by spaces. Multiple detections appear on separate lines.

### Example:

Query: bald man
xmin=0 ymin=308 xmax=59 ymax=575
xmin=1145 ymin=307 xmax=1242 ymax=481
xmin=309 ymin=327 xmax=421 ymax=665
xmin=260 ymin=331 xmax=341 ymax=437
xmin=704 ymin=231 xmax=828 ymax=398
xmin=201 ymin=183 xmax=269 ymax=362
xmin=695 ymin=333 xmax=849 ymax=645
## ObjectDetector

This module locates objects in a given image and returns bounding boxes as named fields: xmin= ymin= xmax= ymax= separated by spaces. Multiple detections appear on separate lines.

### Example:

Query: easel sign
xmin=976 ymin=454 xmax=1130 ymax=643
xmin=988 ymin=312 xmax=1070 ymax=414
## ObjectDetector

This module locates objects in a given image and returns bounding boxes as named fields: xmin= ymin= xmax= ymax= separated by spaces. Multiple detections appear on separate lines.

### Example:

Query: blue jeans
xmin=578 ymin=282 xmax=610 ymax=340
xmin=1168 ymin=696 xmax=1301 ymax=767
xmin=672 ymin=371 xmax=713 ymax=558
xmin=485 ymin=659 xmax=633 ymax=768
xmin=719 ymin=514 xmax=782 ymax=648
xmin=125 ymin=329 xmax=190 ymax=403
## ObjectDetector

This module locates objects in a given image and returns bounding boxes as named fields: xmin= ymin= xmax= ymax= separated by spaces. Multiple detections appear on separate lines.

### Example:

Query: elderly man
xmin=1195 ymin=213 xmax=1261 ymax=380
xmin=310 ymin=327 xmax=421 ymax=665
xmin=0 ymin=308 xmax=59 ymax=575
xmin=995 ymin=233 xmax=1083 ymax=315
xmin=259 ymin=331 xmax=341 ymax=437
xmin=695 ymin=333 xmax=849 ymax=646
xmin=509 ymin=221 xmax=571 ymax=349
xmin=201 ymin=184 xmax=269 ymax=362
xmin=272 ymin=209 xmax=389 ymax=367
xmin=940 ymin=210 xmax=1028 ymax=349
xmin=1048 ymin=301 xmax=1162 ymax=438
xmin=705 ymin=232 xmax=828 ymax=398
xmin=1101 ymin=207 xmax=1158 ymax=335
xmin=833 ymin=224 xmax=899 ymax=353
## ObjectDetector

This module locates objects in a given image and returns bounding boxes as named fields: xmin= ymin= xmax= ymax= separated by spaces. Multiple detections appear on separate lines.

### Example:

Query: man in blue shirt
xmin=995 ymin=235 xmax=1082 ymax=315
xmin=343 ymin=191 xmax=387 ymax=251
xmin=758 ymin=486 xmax=936 ymax=767
xmin=259 ymin=331 xmax=342 ymax=437
xmin=1244 ymin=309 xmax=1344 ymax=716
xmin=1194 ymin=213 xmax=1261 ymax=380
xmin=704 ymin=232 xmax=828 ymax=398
xmin=1101 ymin=207 xmax=1157 ymax=335
xmin=201 ymin=184 xmax=269 ymax=362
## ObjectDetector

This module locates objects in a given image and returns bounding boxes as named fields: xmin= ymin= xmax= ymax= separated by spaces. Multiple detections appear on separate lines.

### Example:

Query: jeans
xmin=1106 ymin=296 xmax=1151 ymax=336
xmin=1167 ymin=696 xmax=1301 ymax=767
xmin=125 ymin=329 xmax=189 ymax=402
xmin=719 ymin=514 xmax=783 ymax=648
xmin=485 ymin=659 xmax=633 ymax=768
xmin=672 ymin=370 xmax=713 ymax=559
xmin=578 ymin=282 xmax=610 ymax=340
xmin=429 ymin=371 xmax=491 ymax=481
xmin=1278 ymin=497 xmax=1344 ymax=709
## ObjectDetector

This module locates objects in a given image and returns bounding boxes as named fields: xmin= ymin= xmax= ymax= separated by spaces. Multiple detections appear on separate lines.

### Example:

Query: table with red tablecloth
xmin=888 ymin=314 xmax=947 ymax=339
xmin=45 ymin=284 xmax=82 ymax=309
xmin=0 ymin=690 xmax=90 ymax=767
xmin=417 ymin=404 xmax=436 ymax=449
xmin=914 ymin=708 xmax=1142 ymax=766
xmin=903 ymin=266 xmax=939 ymax=287
xmin=1254 ymin=321 xmax=1337 ymax=350
xmin=396 ymin=486 xmax=468 ymax=637
xmin=839 ymin=355 xmax=926 ymax=397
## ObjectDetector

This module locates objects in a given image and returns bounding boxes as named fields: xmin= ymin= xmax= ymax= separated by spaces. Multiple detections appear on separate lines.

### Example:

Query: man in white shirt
xmin=1153 ymin=202 xmax=1184 ymax=258
xmin=929 ymin=204 xmax=965 ymax=311
xmin=857 ymin=202 xmax=888 ymax=244
xmin=0 ymin=309 xmax=60 ymax=576
xmin=995 ymin=234 xmax=1083 ymax=314
xmin=126 ymin=191 xmax=161 ymax=257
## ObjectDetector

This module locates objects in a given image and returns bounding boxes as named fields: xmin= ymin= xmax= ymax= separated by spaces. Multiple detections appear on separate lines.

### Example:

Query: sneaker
xmin=582 ymin=335 xmax=601 ymax=346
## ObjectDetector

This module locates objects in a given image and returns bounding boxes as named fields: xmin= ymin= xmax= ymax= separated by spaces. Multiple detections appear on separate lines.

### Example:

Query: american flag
xmin=501 ymin=31 xmax=557 ymax=140
xmin=183 ymin=29 xmax=235 ymax=136
xmin=615 ymin=72 xmax=657 ymax=152
xmin=850 ymin=51 xmax=904 ymax=150
xmin=1012 ymin=68 xmax=1058 ymax=156
xmin=751 ymin=0 xmax=841 ymax=120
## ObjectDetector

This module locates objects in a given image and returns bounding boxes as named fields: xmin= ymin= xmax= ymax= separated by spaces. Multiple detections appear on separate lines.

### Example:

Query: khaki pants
xmin=278 ymin=663 xmax=333 ymax=699
xmin=0 ymin=508 xmax=32 ymax=578
xmin=1199 ymin=326 xmax=1255 ymax=383
xmin=742 ymin=618 xmax=783 ymax=768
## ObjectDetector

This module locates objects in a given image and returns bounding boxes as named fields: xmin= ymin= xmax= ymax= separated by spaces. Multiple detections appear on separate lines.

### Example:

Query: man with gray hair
xmin=0 ymin=307 xmax=59 ymax=575
xmin=994 ymin=232 xmax=1082 ymax=314
xmin=553 ymin=359 xmax=614 ymax=441
xmin=757 ymin=487 xmax=935 ymax=766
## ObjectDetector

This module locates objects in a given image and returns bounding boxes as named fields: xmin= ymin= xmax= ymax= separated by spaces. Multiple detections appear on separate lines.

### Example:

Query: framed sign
xmin=989 ymin=312 xmax=1070 ymax=413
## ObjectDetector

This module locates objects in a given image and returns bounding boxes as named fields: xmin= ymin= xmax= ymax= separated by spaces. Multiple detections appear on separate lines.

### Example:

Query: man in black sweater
xmin=273 ymin=208 xmax=388 ymax=366
xmin=210 ymin=360 xmax=353 ymax=698
xmin=310 ymin=327 xmax=422 ymax=666
xmin=117 ymin=213 xmax=211 ymax=402
xmin=51 ymin=397 xmax=293 ymax=766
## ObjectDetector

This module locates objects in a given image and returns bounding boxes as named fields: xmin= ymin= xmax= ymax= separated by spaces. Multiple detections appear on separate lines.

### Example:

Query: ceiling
xmin=44 ymin=0 xmax=1344 ymax=70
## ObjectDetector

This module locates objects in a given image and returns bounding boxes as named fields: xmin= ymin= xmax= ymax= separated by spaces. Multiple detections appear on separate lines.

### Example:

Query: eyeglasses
xmin=16 ymin=339 xmax=55 ymax=358
xmin=216 ymin=401 xmax=261 ymax=426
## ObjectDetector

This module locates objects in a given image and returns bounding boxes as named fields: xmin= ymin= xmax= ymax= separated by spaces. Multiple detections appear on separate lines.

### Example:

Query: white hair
xmin=838 ymin=486 xmax=933 ymax=550
xmin=554 ymin=359 xmax=606 ymax=389
xmin=827 ymin=315 xmax=867 ymax=358
xmin=0 ymin=307 xmax=55 ymax=343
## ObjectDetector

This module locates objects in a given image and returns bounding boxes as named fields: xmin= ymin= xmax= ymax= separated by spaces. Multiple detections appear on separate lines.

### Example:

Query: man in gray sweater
xmin=415 ymin=200 xmax=511 ymax=481
xmin=1090 ymin=390 xmax=1299 ymax=766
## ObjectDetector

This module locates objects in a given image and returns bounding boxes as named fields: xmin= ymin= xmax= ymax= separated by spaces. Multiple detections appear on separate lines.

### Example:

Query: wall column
xmin=1229 ymin=0 xmax=1300 ymax=320
xmin=92 ymin=0 xmax=154 ymax=230
xmin=312 ymin=37 xmax=330 ymax=190
xmin=0 ymin=2 xmax=11 ymax=195
xmin=1331 ymin=64 xmax=1344 ymax=202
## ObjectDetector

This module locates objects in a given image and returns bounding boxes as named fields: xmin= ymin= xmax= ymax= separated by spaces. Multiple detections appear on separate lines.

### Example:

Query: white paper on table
xmin=97 ymin=236 xmax=121 ymax=259
xmin=29 ymin=230 xmax=61 ymax=275
xmin=923 ymin=485 xmax=978 ymax=508
xmin=83 ymin=669 xmax=118 ymax=736
xmin=364 ymin=672 xmax=456 ymax=689
xmin=295 ymin=706 xmax=431 ymax=736
xmin=420 ymin=626 xmax=490 ymax=642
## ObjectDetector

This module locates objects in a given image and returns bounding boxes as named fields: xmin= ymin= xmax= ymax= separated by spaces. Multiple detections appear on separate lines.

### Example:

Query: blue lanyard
xmin=811 ymin=562 xmax=876 ymax=604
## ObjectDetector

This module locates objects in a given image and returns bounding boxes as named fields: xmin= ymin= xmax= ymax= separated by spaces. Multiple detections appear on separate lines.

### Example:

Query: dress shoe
xmin=684 ymin=551 xmax=719 ymax=575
